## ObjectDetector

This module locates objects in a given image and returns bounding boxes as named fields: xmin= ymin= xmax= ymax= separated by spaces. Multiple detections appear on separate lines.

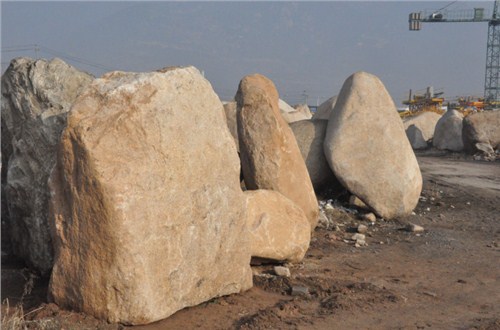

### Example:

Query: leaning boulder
xmin=48 ymin=67 xmax=252 ymax=325
xmin=403 ymin=112 xmax=441 ymax=149
xmin=462 ymin=110 xmax=500 ymax=154
xmin=245 ymin=190 xmax=310 ymax=263
xmin=236 ymin=74 xmax=318 ymax=229
xmin=1 ymin=57 xmax=93 ymax=273
xmin=312 ymin=95 xmax=337 ymax=120
xmin=289 ymin=119 xmax=341 ymax=192
xmin=324 ymin=72 xmax=422 ymax=219
xmin=279 ymin=99 xmax=312 ymax=123
xmin=433 ymin=110 xmax=464 ymax=151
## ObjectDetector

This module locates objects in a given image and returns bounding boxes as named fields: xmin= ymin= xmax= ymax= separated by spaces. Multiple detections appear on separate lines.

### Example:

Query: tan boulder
xmin=433 ymin=110 xmax=464 ymax=151
xmin=403 ymin=112 xmax=442 ymax=149
xmin=1 ymin=57 xmax=94 ymax=273
xmin=289 ymin=119 xmax=341 ymax=192
xmin=312 ymin=95 xmax=337 ymax=120
xmin=236 ymin=74 xmax=318 ymax=229
xmin=323 ymin=72 xmax=422 ymax=219
xmin=245 ymin=190 xmax=310 ymax=263
xmin=48 ymin=67 xmax=252 ymax=325
xmin=279 ymin=99 xmax=312 ymax=123
xmin=462 ymin=110 xmax=500 ymax=153
xmin=222 ymin=101 xmax=239 ymax=151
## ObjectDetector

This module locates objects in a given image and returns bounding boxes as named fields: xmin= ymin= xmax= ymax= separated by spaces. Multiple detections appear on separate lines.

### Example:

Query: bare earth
xmin=2 ymin=154 xmax=499 ymax=329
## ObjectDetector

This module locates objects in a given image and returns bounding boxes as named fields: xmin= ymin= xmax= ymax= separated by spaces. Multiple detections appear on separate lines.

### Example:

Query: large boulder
xmin=323 ymin=72 xmax=422 ymax=219
xmin=289 ymin=119 xmax=340 ymax=192
xmin=236 ymin=74 xmax=318 ymax=229
xmin=462 ymin=110 xmax=500 ymax=154
xmin=222 ymin=101 xmax=239 ymax=151
xmin=312 ymin=95 xmax=337 ymax=120
xmin=48 ymin=67 xmax=252 ymax=325
xmin=403 ymin=112 xmax=442 ymax=149
xmin=1 ymin=57 xmax=93 ymax=273
xmin=245 ymin=190 xmax=310 ymax=263
xmin=433 ymin=110 xmax=464 ymax=151
xmin=279 ymin=99 xmax=312 ymax=123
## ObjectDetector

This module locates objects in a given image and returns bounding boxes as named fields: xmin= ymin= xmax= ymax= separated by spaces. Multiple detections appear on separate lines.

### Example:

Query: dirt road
xmin=2 ymin=155 xmax=499 ymax=329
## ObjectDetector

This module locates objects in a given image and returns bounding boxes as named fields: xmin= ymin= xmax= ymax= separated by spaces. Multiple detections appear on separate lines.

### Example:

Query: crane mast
xmin=409 ymin=0 xmax=500 ymax=109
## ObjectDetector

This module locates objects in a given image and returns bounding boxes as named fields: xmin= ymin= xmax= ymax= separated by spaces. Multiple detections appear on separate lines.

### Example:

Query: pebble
xmin=274 ymin=266 xmax=291 ymax=278
xmin=405 ymin=223 xmax=425 ymax=233
xmin=357 ymin=224 xmax=368 ymax=234
xmin=291 ymin=286 xmax=309 ymax=297
xmin=362 ymin=212 xmax=376 ymax=222
xmin=324 ymin=203 xmax=334 ymax=211
xmin=351 ymin=233 xmax=366 ymax=241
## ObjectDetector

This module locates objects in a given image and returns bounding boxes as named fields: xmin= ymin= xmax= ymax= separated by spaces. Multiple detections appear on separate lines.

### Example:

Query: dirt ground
xmin=2 ymin=153 xmax=499 ymax=330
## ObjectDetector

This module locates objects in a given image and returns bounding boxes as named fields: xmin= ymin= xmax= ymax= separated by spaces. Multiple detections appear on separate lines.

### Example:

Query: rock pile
xmin=1 ymin=57 xmax=93 ymax=274
xmin=403 ymin=112 xmax=442 ymax=149
xmin=2 ymin=59 xmax=434 ymax=326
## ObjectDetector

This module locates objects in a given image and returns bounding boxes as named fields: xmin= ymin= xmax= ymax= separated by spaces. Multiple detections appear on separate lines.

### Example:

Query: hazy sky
xmin=0 ymin=1 xmax=493 ymax=106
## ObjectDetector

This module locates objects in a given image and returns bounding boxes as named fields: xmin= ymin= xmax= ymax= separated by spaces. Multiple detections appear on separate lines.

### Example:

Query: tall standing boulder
xmin=289 ymin=119 xmax=341 ymax=192
xmin=1 ymin=57 xmax=94 ymax=273
xmin=245 ymin=190 xmax=310 ymax=263
xmin=462 ymin=110 xmax=500 ymax=153
xmin=236 ymin=74 xmax=318 ymax=229
xmin=403 ymin=112 xmax=442 ymax=149
xmin=48 ymin=67 xmax=252 ymax=325
xmin=433 ymin=110 xmax=464 ymax=151
xmin=324 ymin=72 xmax=422 ymax=219
xmin=312 ymin=95 xmax=337 ymax=120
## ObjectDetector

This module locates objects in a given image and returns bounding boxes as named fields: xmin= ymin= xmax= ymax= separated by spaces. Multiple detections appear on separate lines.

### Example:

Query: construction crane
xmin=409 ymin=0 xmax=500 ymax=109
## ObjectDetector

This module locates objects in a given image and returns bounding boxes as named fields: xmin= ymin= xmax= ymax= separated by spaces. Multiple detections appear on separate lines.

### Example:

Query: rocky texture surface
xmin=462 ymin=110 xmax=500 ymax=154
xmin=245 ymin=190 xmax=310 ymax=263
xmin=1 ymin=57 xmax=94 ymax=274
xmin=403 ymin=112 xmax=441 ymax=149
xmin=433 ymin=110 xmax=464 ymax=151
xmin=289 ymin=119 xmax=340 ymax=192
xmin=279 ymin=99 xmax=312 ymax=123
xmin=222 ymin=101 xmax=239 ymax=151
xmin=236 ymin=74 xmax=318 ymax=229
xmin=48 ymin=67 xmax=252 ymax=325
xmin=323 ymin=72 xmax=422 ymax=219
xmin=312 ymin=95 xmax=337 ymax=120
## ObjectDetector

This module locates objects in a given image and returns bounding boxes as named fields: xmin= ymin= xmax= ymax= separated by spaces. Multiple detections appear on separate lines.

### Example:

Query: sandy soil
xmin=2 ymin=154 xmax=499 ymax=329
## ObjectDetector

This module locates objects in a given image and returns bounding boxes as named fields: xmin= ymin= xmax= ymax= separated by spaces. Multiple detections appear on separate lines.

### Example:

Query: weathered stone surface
xmin=312 ymin=95 xmax=337 ymax=120
xmin=222 ymin=101 xmax=239 ymax=151
xmin=236 ymin=74 xmax=318 ymax=229
xmin=1 ymin=57 xmax=93 ymax=273
xmin=403 ymin=112 xmax=441 ymax=149
xmin=324 ymin=72 xmax=422 ymax=219
xmin=289 ymin=119 xmax=340 ymax=192
xmin=48 ymin=67 xmax=252 ymax=325
xmin=433 ymin=110 xmax=464 ymax=151
xmin=462 ymin=110 xmax=500 ymax=153
xmin=245 ymin=190 xmax=310 ymax=263
xmin=279 ymin=99 xmax=312 ymax=123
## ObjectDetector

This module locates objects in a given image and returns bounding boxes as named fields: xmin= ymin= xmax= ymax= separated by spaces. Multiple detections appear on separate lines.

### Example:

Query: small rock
xmin=355 ymin=239 xmax=366 ymax=247
xmin=411 ymin=212 xmax=417 ymax=216
xmin=324 ymin=203 xmax=334 ymax=211
xmin=405 ymin=223 xmax=425 ymax=233
xmin=274 ymin=266 xmax=291 ymax=278
xmin=425 ymin=207 xmax=431 ymax=212
xmin=362 ymin=212 xmax=377 ymax=222
xmin=351 ymin=233 xmax=366 ymax=241
xmin=291 ymin=286 xmax=309 ymax=297
xmin=450 ymin=205 xmax=455 ymax=209
xmin=357 ymin=224 xmax=368 ymax=234
xmin=436 ymin=201 xmax=445 ymax=207
xmin=466 ymin=202 xmax=471 ymax=205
